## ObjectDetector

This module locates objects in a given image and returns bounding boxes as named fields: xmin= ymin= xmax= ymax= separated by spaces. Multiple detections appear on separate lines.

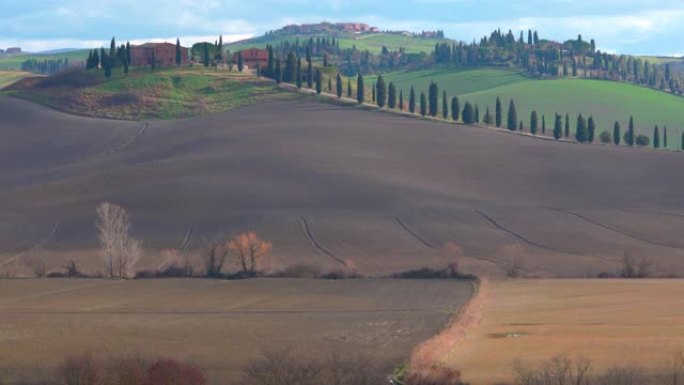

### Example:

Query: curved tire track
xmin=109 ymin=122 xmax=148 ymax=153
xmin=547 ymin=207 xmax=683 ymax=249
xmin=393 ymin=216 xmax=438 ymax=249
xmin=299 ymin=216 xmax=345 ymax=265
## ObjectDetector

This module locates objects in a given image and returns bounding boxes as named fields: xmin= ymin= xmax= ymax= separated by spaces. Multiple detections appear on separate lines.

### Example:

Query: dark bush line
xmin=391 ymin=267 xmax=477 ymax=281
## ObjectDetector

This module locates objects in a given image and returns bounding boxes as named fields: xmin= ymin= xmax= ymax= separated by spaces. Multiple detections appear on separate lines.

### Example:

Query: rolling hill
xmin=1 ymin=96 xmax=683 ymax=279
xmin=369 ymin=68 xmax=684 ymax=148
xmin=0 ymin=49 xmax=89 ymax=70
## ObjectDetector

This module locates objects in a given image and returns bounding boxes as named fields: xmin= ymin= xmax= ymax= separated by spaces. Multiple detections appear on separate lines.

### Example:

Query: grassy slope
xmin=0 ymin=49 xmax=90 ymax=70
xmin=228 ymin=33 xmax=446 ymax=54
xmin=371 ymin=67 xmax=684 ymax=149
xmin=0 ymin=70 xmax=32 ymax=89
xmin=5 ymin=66 xmax=294 ymax=120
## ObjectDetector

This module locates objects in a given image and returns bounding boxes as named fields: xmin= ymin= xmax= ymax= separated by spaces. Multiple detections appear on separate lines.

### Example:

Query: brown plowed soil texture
xmin=1 ymin=96 xmax=683 ymax=277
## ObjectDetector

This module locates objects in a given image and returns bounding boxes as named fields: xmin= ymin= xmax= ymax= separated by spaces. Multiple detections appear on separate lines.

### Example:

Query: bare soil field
xmin=0 ymin=278 xmax=473 ymax=384
xmin=0 ymin=96 xmax=683 ymax=277
xmin=445 ymin=279 xmax=684 ymax=384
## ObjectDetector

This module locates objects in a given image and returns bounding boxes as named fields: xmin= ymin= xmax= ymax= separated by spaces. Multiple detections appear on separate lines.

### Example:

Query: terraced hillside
xmin=0 ymin=97 xmax=683 ymax=278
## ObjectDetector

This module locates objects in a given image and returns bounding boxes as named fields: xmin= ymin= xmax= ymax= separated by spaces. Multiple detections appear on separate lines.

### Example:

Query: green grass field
xmin=0 ymin=70 xmax=32 ymax=89
xmin=370 ymin=67 xmax=684 ymax=149
xmin=228 ymin=33 xmax=446 ymax=54
xmin=0 ymin=49 xmax=89 ymax=70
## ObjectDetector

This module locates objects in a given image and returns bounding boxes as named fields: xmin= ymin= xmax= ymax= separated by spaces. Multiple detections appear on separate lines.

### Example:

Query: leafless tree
xmin=96 ymin=202 xmax=142 ymax=278
xmin=25 ymin=250 xmax=47 ymax=277
xmin=203 ymin=241 xmax=228 ymax=278
xmin=666 ymin=350 xmax=684 ymax=385
xmin=228 ymin=232 xmax=272 ymax=275
xmin=620 ymin=253 xmax=652 ymax=278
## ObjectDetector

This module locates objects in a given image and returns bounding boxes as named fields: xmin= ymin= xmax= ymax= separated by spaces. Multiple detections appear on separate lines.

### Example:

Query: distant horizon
xmin=2 ymin=1 xmax=684 ymax=56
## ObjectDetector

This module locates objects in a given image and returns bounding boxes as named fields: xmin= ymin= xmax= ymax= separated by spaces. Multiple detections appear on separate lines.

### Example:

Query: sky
xmin=1 ymin=0 xmax=683 ymax=56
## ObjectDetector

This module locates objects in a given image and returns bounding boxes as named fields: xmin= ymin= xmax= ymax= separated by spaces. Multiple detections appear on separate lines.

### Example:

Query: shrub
xmin=600 ymin=130 xmax=612 ymax=143
xmin=135 ymin=265 xmax=191 ymax=279
xmin=144 ymin=359 xmax=206 ymax=385
xmin=274 ymin=263 xmax=321 ymax=278
xmin=58 ymin=353 xmax=105 ymax=385
xmin=636 ymin=135 xmax=650 ymax=147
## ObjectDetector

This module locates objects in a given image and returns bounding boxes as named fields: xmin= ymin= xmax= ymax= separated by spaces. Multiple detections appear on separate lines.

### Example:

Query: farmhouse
xmin=6 ymin=47 xmax=22 ymax=54
xmin=130 ymin=42 xmax=188 ymax=67
xmin=235 ymin=48 xmax=268 ymax=69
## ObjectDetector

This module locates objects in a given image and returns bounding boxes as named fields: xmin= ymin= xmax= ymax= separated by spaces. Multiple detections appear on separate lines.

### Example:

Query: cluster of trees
xmin=192 ymin=35 xmax=231 ymax=68
xmin=20 ymin=57 xmax=70 ymax=74
xmin=85 ymin=37 xmax=132 ymax=77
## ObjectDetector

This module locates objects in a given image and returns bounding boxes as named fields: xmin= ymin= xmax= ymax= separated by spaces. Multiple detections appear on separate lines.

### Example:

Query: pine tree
xmin=530 ymin=111 xmax=538 ymax=135
xmin=428 ymin=81 xmax=438 ymax=117
xmin=357 ymin=74 xmax=365 ymax=104
xmin=376 ymin=76 xmax=386 ymax=108
xmin=315 ymin=69 xmax=322 ymax=94
xmin=576 ymin=114 xmax=588 ymax=143
xmin=495 ymin=97 xmax=502 ymax=127
xmin=347 ymin=78 xmax=352 ymax=98
xmin=296 ymin=58 xmax=302 ymax=89
xmin=176 ymin=38 xmax=182 ymax=66
xmin=237 ymin=52 xmax=244 ymax=72
xmin=451 ymin=97 xmax=460 ymax=121
xmin=664 ymin=126 xmax=668 ymax=148
xmin=565 ymin=114 xmax=570 ymax=138
xmin=613 ymin=121 xmax=621 ymax=145
xmin=420 ymin=92 xmax=427 ymax=116
xmin=553 ymin=114 xmax=562 ymax=139
xmin=442 ymin=91 xmax=448 ymax=119
xmin=399 ymin=90 xmax=404 ymax=111
xmin=275 ymin=58 xmax=282 ymax=83
xmin=336 ymin=73 xmax=343 ymax=98
xmin=388 ymin=82 xmax=396 ymax=109
xmin=409 ymin=87 xmax=416 ymax=113
xmin=507 ymin=99 xmax=517 ymax=131
xmin=626 ymin=116 xmax=635 ymax=146
xmin=587 ymin=116 xmax=596 ymax=143
xmin=653 ymin=125 xmax=660 ymax=148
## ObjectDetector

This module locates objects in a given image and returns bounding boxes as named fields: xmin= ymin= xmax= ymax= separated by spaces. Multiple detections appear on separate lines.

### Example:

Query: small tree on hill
xmin=376 ymin=76 xmax=386 ymax=108
xmin=614 ymin=121 xmax=621 ymax=145
xmin=576 ymin=114 xmax=588 ymax=142
xmin=587 ymin=116 xmax=596 ymax=143
xmin=336 ymin=73 xmax=342 ymax=98
xmin=495 ymin=97 xmax=502 ymax=127
xmin=507 ymin=99 xmax=517 ymax=131
xmin=653 ymin=125 xmax=660 ymax=148
xmin=483 ymin=106 xmax=493 ymax=125
xmin=442 ymin=91 xmax=448 ymax=119
xmin=357 ymin=74 xmax=365 ymax=104
xmin=409 ymin=87 xmax=416 ymax=113
xmin=420 ymin=92 xmax=427 ymax=116
xmin=530 ymin=111 xmax=538 ymax=135
xmin=625 ymin=116 xmax=635 ymax=146
xmin=428 ymin=81 xmax=438 ymax=117
xmin=462 ymin=102 xmax=475 ymax=124
xmin=451 ymin=97 xmax=460 ymax=121
xmin=388 ymin=82 xmax=397 ymax=108
xmin=475 ymin=104 xmax=480 ymax=123
xmin=553 ymin=113 xmax=562 ymax=139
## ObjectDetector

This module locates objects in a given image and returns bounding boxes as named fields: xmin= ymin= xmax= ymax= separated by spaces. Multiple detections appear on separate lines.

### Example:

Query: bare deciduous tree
xmin=25 ymin=250 xmax=47 ymax=278
xmin=96 ymin=202 xmax=142 ymax=278
xmin=203 ymin=241 xmax=228 ymax=278
xmin=228 ymin=232 xmax=272 ymax=275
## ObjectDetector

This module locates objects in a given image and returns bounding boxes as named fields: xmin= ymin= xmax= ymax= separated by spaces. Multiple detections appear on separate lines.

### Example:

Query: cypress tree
xmin=388 ymin=82 xmax=396 ymax=109
xmin=336 ymin=73 xmax=343 ymax=98
xmin=653 ymin=125 xmax=660 ymax=148
xmin=93 ymin=49 xmax=100 ymax=69
xmin=307 ymin=60 xmax=313 ymax=89
xmin=296 ymin=58 xmax=302 ymax=89
xmin=216 ymin=35 xmax=223 ymax=63
xmin=613 ymin=122 xmax=621 ymax=145
xmin=553 ymin=114 xmax=562 ymax=139
xmin=519 ymin=121 xmax=524 ymax=131
xmin=565 ymin=114 xmax=570 ymax=137
xmin=237 ymin=52 xmax=244 ymax=72
xmin=357 ymin=74 xmax=365 ymax=104
xmin=507 ymin=99 xmax=517 ymax=131
xmin=284 ymin=52 xmax=296 ymax=82
xmin=484 ymin=106 xmax=493 ymax=125
xmin=462 ymin=102 xmax=474 ymax=124
xmin=588 ymin=116 xmax=596 ymax=143
xmin=542 ymin=115 xmax=546 ymax=134
xmin=530 ymin=111 xmax=538 ymax=135
xmin=315 ymin=69 xmax=322 ymax=94
xmin=372 ymin=82 xmax=376 ymax=103
xmin=110 ymin=37 xmax=116 ymax=62
xmin=451 ymin=97 xmax=460 ymax=121
xmin=203 ymin=44 xmax=210 ymax=67
xmin=626 ymin=116 xmax=635 ymax=146
xmin=664 ymin=126 xmax=668 ymax=148
xmin=495 ymin=97 xmax=502 ymax=127
xmin=376 ymin=76 xmax=386 ymax=108
xmin=103 ymin=55 xmax=112 ymax=78
xmin=409 ymin=87 xmax=416 ymax=113
xmin=123 ymin=58 xmax=129 ymax=75
xmin=442 ymin=91 xmax=448 ymax=119
xmin=399 ymin=90 xmax=404 ymax=111
xmin=347 ymin=78 xmax=352 ymax=98
xmin=176 ymin=38 xmax=182 ymax=66
xmin=475 ymin=105 xmax=480 ymax=124
xmin=420 ymin=92 xmax=427 ymax=116
xmin=681 ymin=131 xmax=684 ymax=151
xmin=275 ymin=58 xmax=282 ymax=83
xmin=126 ymin=41 xmax=131 ymax=66
xmin=267 ymin=46 xmax=275 ymax=78
xmin=328 ymin=77 xmax=332 ymax=93
xmin=576 ymin=114 xmax=588 ymax=143
xmin=428 ymin=81 xmax=438 ymax=117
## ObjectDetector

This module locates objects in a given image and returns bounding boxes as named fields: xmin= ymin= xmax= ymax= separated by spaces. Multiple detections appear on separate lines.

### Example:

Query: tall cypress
xmin=681 ymin=131 xmax=684 ymax=151
xmin=267 ymin=46 xmax=275 ymax=78
xmin=275 ymin=58 xmax=282 ymax=83
xmin=306 ymin=60 xmax=313 ymax=89
xmin=357 ymin=74 xmax=365 ymax=104
xmin=565 ymin=114 xmax=570 ymax=138
xmin=495 ymin=97 xmax=502 ymax=127
xmin=126 ymin=41 xmax=131 ymax=66
xmin=475 ymin=105 xmax=480 ymax=124
xmin=576 ymin=114 xmax=588 ymax=143
xmin=296 ymin=58 xmax=302 ymax=89
xmin=664 ymin=126 xmax=668 ymax=148
xmin=553 ymin=114 xmax=562 ymax=139
xmin=484 ymin=106 xmax=493 ymax=125
xmin=409 ymin=87 xmax=416 ymax=113
xmin=376 ymin=76 xmax=386 ymax=108
xmin=284 ymin=52 xmax=296 ymax=83
xmin=328 ymin=77 xmax=332 ymax=93
xmin=237 ymin=52 xmax=244 ymax=72
xmin=587 ymin=116 xmax=596 ymax=143
xmin=399 ymin=90 xmax=404 ymax=111
xmin=336 ymin=73 xmax=343 ymax=98
xmin=372 ymin=82 xmax=376 ymax=103
xmin=315 ymin=69 xmax=322 ymax=94
xmin=420 ymin=92 xmax=427 ymax=116
xmin=542 ymin=115 xmax=546 ymax=134
xmin=388 ymin=82 xmax=396 ymax=109
xmin=451 ymin=97 xmax=460 ymax=121
xmin=626 ymin=116 xmax=635 ymax=146
xmin=442 ymin=91 xmax=448 ymax=119
xmin=176 ymin=38 xmax=182 ymax=66
xmin=530 ymin=111 xmax=538 ymax=135
xmin=428 ymin=81 xmax=438 ymax=117
xmin=613 ymin=122 xmax=621 ymax=145
xmin=462 ymin=102 xmax=474 ymax=124
xmin=507 ymin=99 xmax=517 ymax=131
xmin=216 ymin=35 xmax=223 ymax=63
xmin=653 ymin=125 xmax=660 ymax=148
xmin=347 ymin=78 xmax=352 ymax=98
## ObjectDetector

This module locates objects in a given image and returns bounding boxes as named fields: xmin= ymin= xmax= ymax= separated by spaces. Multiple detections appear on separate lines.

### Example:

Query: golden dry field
xmin=443 ymin=279 xmax=684 ymax=384
xmin=0 ymin=278 xmax=472 ymax=384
